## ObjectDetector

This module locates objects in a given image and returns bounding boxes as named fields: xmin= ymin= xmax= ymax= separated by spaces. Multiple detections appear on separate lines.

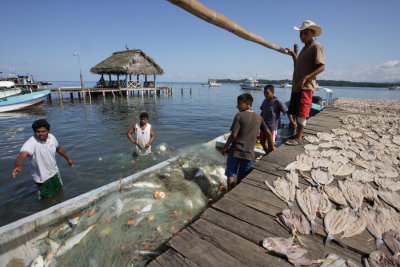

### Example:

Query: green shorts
xmin=36 ymin=173 xmax=63 ymax=199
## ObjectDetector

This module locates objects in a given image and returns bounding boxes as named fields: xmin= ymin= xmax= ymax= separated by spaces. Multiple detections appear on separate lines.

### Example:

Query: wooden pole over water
xmin=167 ymin=0 xmax=288 ymax=54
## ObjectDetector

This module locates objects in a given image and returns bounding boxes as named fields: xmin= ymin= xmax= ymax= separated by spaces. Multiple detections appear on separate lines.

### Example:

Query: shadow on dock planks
xmin=149 ymin=106 xmax=390 ymax=267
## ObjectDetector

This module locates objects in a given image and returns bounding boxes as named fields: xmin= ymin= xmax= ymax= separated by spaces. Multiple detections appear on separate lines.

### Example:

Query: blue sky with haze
xmin=1 ymin=0 xmax=399 ymax=83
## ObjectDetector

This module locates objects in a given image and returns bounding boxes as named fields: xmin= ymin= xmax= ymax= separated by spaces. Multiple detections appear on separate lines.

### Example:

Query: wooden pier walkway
xmin=149 ymin=106 xmax=389 ymax=266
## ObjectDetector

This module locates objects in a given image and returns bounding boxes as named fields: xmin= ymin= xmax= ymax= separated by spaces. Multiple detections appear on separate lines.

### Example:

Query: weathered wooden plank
xmin=148 ymin=249 xmax=200 ymax=267
xmin=256 ymin=144 xmax=304 ymax=166
xmin=204 ymin=204 xmax=362 ymax=264
xmin=189 ymin=218 xmax=292 ymax=266
xmin=167 ymin=228 xmax=245 ymax=266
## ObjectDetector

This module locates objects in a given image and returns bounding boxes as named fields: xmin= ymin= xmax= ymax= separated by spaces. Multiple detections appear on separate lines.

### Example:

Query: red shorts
xmin=259 ymin=130 xmax=277 ymax=142
xmin=288 ymin=89 xmax=313 ymax=118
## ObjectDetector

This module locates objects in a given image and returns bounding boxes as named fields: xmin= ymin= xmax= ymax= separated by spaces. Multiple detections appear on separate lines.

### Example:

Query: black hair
xmin=139 ymin=112 xmax=149 ymax=119
xmin=237 ymin=93 xmax=253 ymax=105
xmin=264 ymin=84 xmax=275 ymax=94
xmin=32 ymin=119 xmax=50 ymax=131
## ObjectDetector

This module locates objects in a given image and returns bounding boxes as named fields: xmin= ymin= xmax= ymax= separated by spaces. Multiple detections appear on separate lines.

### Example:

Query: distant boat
xmin=0 ymin=81 xmax=21 ymax=98
xmin=285 ymin=86 xmax=333 ymax=116
xmin=280 ymin=83 xmax=292 ymax=88
xmin=240 ymin=78 xmax=262 ymax=90
xmin=0 ymin=89 xmax=50 ymax=112
xmin=202 ymin=79 xmax=221 ymax=87
xmin=389 ymin=85 xmax=400 ymax=90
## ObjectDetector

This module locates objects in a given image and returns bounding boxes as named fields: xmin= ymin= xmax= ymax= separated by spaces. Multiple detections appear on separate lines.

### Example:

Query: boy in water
xmin=12 ymin=119 xmax=74 ymax=199
xmin=260 ymin=85 xmax=288 ymax=151
xmin=221 ymin=93 xmax=273 ymax=191
xmin=127 ymin=112 xmax=156 ymax=156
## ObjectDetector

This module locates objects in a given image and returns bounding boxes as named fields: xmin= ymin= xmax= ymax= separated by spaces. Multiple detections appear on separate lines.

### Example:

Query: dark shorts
xmin=225 ymin=155 xmax=254 ymax=181
xmin=288 ymin=90 xmax=313 ymax=118
xmin=36 ymin=173 xmax=63 ymax=199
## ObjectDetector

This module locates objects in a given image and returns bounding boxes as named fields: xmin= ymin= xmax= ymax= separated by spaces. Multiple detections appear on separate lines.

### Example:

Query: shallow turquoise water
xmin=0 ymin=82 xmax=399 ymax=226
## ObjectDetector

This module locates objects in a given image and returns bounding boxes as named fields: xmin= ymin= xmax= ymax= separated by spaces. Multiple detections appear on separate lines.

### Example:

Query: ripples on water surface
xmin=0 ymin=82 xmax=399 ymax=226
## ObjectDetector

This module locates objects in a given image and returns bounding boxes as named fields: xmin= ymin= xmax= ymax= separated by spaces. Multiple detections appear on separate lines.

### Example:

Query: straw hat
xmin=294 ymin=20 xmax=322 ymax=37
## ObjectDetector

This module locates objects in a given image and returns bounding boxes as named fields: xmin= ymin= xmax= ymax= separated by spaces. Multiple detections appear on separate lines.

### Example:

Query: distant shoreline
xmin=215 ymin=79 xmax=395 ymax=88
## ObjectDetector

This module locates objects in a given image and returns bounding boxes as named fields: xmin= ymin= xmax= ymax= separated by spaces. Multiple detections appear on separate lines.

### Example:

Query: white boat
xmin=213 ymin=133 xmax=266 ymax=157
xmin=202 ymin=79 xmax=221 ymax=87
xmin=280 ymin=83 xmax=292 ymax=88
xmin=0 ymin=81 xmax=22 ymax=98
xmin=389 ymin=85 xmax=400 ymax=90
xmin=240 ymin=78 xmax=262 ymax=90
xmin=0 ymin=89 xmax=50 ymax=112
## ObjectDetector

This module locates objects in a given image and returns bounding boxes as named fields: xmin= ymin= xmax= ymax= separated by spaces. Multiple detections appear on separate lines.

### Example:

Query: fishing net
xmin=36 ymin=144 xmax=227 ymax=267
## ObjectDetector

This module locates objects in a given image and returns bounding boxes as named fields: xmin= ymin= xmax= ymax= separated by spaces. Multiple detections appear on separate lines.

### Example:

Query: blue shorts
xmin=225 ymin=155 xmax=254 ymax=180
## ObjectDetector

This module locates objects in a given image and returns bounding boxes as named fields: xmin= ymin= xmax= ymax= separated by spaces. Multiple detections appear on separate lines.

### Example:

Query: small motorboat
xmin=285 ymin=86 xmax=333 ymax=116
xmin=0 ymin=89 xmax=50 ymax=112
xmin=280 ymin=83 xmax=292 ymax=88
xmin=202 ymin=79 xmax=222 ymax=87
xmin=240 ymin=78 xmax=262 ymax=90
xmin=0 ymin=81 xmax=22 ymax=98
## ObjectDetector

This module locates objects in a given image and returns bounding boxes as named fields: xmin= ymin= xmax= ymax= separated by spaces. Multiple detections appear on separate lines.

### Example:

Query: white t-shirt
xmin=133 ymin=123 xmax=152 ymax=156
xmin=20 ymin=133 xmax=59 ymax=183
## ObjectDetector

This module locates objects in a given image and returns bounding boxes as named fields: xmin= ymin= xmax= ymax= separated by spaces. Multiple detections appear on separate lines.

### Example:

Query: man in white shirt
xmin=127 ymin=112 xmax=156 ymax=156
xmin=12 ymin=119 xmax=74 ymax=199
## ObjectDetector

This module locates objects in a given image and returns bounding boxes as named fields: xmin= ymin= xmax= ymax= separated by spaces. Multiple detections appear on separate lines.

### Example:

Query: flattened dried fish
xmin=310 ymin=169 xmax=334 ymax=186
xmin=383 ymin=230 xmax=400 ymax=256
xmin=331 ymin=128 xmax=348 ymax=135
xmin=378 ymin=190 xmax=400 ymax=211
xmin=262 ymin=236 xmax=323 ymax=266
xmin=352 ymin=169 xmax=376 ymax=183
xmin=331 ymin=154 xmax=349 ymax=165
xmin=361 ymin=207 xmax=388 ymax=248
xmin=319 ymin=142 xmax=334 ymax=148
xmin=277 ymin=209 xmax=311 ymax=235
xmin=324 ymin=208 xmax=349 ymax=244
xmin=296 ymin=187 xmax=331 ymax=234
xmin=265 ymin=177 xmax=296 ymax=208
xmin=359 ymin=151 xmax=376 ymax=161
xmin=340 ymin=149 xmax=357 ymax=160
xmin=348 ymin=131 xmax=362 ymax=139
xmin=341 ymin=209 xmax=366 ymax=239
xmin=364 ymin=250 xmax=400 ymax=267
xmin=374 ymin=177 xmax=400 ymax=192
xmin=304 ymin=144 xmax=319 ymax=151
xmin=321 ymin=253 xmax=360 ymax=267
xmin=338 ymin=180 xmax=364 ymax=211
xmin=324 ymin=184 xmax=348 ymax=206
xmin=313 ymin=158 xmax=333 ymax=169
xmin=317 ymin=132 xmax=335 ymax=141
xmin=286 ymin=169 xmax=299 ymax=188
xmin=329 ymin=163 xmax=356 ymax=176
xmin=352 ymin=158 xmax=376 ymax=171
xmin=304 ymin=135 xmax=320 ymax=144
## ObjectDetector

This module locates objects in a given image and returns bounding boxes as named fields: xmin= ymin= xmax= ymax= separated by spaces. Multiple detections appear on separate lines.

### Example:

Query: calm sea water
xmin=0 ymin=82 xmax=399 ymax=226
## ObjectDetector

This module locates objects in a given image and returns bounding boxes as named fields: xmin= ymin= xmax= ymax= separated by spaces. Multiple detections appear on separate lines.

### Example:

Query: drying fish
xmin=331 ymin=128 xmax=348 ymax=135
xmin=377 ymin=190 xmax=400 ymax=211
xmin=376 ymin=152 xmax=396 ymax=165
xmin=321 ymin=149 xmax=340 ymax=158
xmin=319 ymin=142 xmax=334 ymax=148
xmin=393 ymin=135 xmax=400 ymax=145
xmin=29 ymin=255 xmax=44 ymax=267
xmin=348 ymin=131 xmax=362 ymax=138
xmin=321 ymin=253 xmax=360 ymax=267
xmin=340 ymin=149 xmax=357 ymax=160
xmin=338 ymin=180 xmax=364 ymax=211
xmin=341 ymin=209 xmax=366 ymax=239
xmin=380 ymin=206 xmax=400 ymax=232
xmin=378 ymin=169 xmax=399 ymax=179
xmin=309 ymin=169 xmax=334 ymax=186
xmin=295 ymin=154 xmax=314 ymax=171
xmin=114 ymin=198 xmax=123 ymax=218
xmin=359 ymin=151 xmax=376 ymax=161
xmin=351 ymin=169 xmax=376 ymax=183
xmin=136 ymin=203 xmax=153 ymax=214
xmin=352 ymin=158 xmax=376 ymax=171
xmin=317 ymin=132 xmax=335 ymax=141
xmin=324 ymin=208 xmax=350 ymax=245
xmin=362 ymin=183 xmax=378 ymax=202
xmin=324 ymin=184 xmax=348 ymax=206
xmin=276 ymin=209 xmax=311 ymax=236
xmin=312 ymin=158 xmax=332 ymax=169
xmin=361 ymin=207 xmax=388 ymax=248
xmin=296 ymin=187 xmax=331 ymax=234
xmin=131 ymin=182 xmax=161 ymax=189
xmin=48 ymin=221 xmax=72 ymax=240
xmin=383 ymin=230 xmax=400 ymax=256
xmin=374 ymin=177 xmax=400 ymax=192
xmin=332 ymin=140 xmax=349 ymax=150
xmin=331 ymin=154 xmax=349 ymax=165
xmin=286 ymin=169 xmax=299 ymax=188
xmin=364 ymin=250 xmax=400 ymax=267
xmin=304 ymin=144 xmax=319 ymax=151
xmin=329 ymin=163 xmax=355 ymax=176
xmin=262 ymin=236 xmax=323 ymax=266
xmin=305 ymin=149 xmax=321 ymax=158
xmin=304 ymin=135 xmax=320 ymax=144
xmin=265 ymin=177 xmax=296 ymax=207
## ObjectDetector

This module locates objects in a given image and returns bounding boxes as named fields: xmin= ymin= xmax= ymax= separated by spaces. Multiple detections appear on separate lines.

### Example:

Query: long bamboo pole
xmin=167 ymin=0 xmax=288 ymax=54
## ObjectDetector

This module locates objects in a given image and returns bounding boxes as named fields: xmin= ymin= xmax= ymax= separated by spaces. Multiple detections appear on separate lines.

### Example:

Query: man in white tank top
xmin=127 ymin=112 xmax=155 ymax=156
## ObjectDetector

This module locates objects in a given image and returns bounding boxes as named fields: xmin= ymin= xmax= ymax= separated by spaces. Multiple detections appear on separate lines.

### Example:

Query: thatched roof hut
xmin=90 ymin=49 xmax=164 ymax=76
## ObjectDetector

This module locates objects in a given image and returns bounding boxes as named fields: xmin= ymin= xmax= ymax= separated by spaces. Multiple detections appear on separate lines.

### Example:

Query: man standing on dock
xmin=12 ymin=119 xmax=74 ymax=199
xmin=285 ymin=20 xmax=325 ymax=145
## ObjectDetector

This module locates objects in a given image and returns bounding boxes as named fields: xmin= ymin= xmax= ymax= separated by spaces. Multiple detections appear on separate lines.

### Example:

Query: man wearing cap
xmin=285 ymin=20 xmax=325 ymax=145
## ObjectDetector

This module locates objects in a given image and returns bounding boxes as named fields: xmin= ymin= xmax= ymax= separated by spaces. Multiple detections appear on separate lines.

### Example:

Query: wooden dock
xmin=48 ymin=86 xmax=173 ymax=101
xmin=149 ymin=106 xmax=390 ymax=266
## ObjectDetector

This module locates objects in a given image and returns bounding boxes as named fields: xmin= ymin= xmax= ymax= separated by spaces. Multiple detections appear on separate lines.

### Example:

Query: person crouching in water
xmin=127 ymin=112 xmax=155 ymax=156
xmin=12 ymin=119 xmax=74 ymax=199
xmin=221 ymin=93 xmax=274 ymax=191
xmin=260 ymin=85 xmax=288 ymax=151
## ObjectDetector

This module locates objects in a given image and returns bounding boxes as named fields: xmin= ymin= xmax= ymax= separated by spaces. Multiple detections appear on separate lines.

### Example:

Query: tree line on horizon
xmin=215 ymin=79 xmax=395 ymax=88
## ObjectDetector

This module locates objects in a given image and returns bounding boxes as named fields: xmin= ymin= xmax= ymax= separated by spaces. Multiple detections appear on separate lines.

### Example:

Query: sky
xmin=1 ymin=0 xmax=400 ymax=83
